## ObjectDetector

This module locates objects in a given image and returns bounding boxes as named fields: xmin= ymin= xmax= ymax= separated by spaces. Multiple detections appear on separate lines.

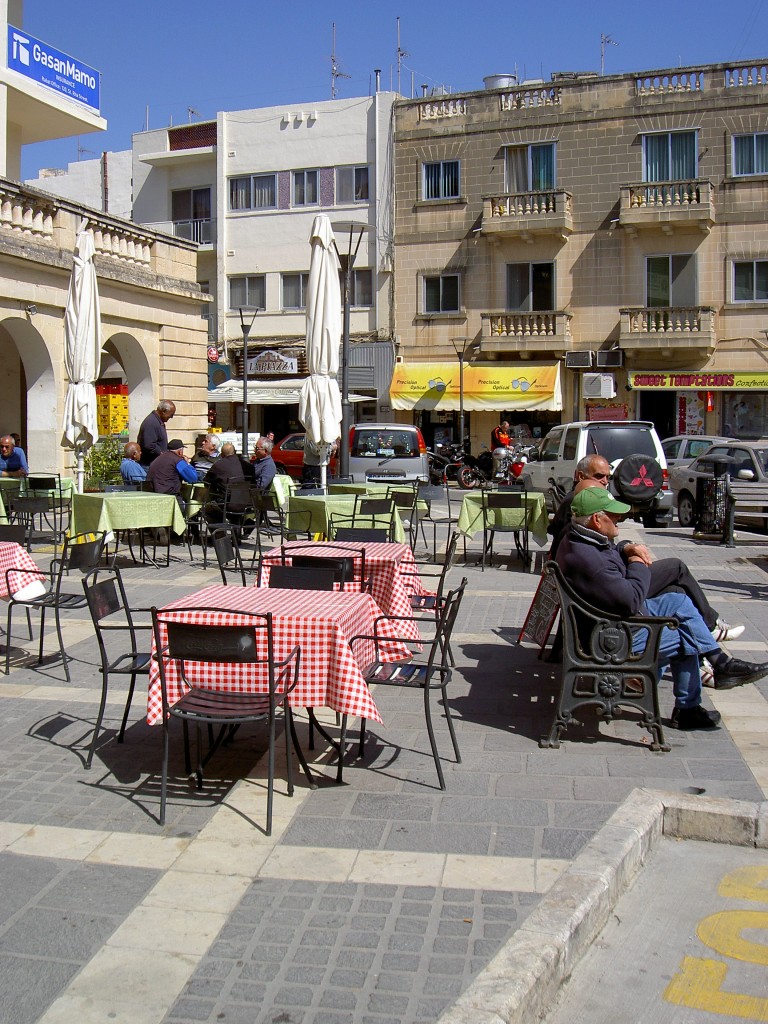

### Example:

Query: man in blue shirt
xmin=120 ymin=442 xmax=147 ymax=484
xmin=0 ymin=435 xmax=28 ymax=477
xmin=252 ymin=437 xmax=276 ymax=492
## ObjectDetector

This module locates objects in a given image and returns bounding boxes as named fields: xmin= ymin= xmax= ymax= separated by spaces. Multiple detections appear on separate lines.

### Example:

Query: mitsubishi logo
xmin=630 ymin=464 xmax=656 ymax=488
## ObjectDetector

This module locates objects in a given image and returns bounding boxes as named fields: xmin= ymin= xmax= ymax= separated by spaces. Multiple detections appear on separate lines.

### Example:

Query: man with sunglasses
xmin=556 ymin=487 xmax=768 ymax=729
xmin=548 ymin=454 xmax=743 ymax=653
xmin=0 ymin=435 xmax=28 ymax=478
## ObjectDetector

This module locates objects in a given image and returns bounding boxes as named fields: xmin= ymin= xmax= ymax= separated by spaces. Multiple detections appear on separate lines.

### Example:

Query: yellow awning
xmin=390 ymin=362 xmax=562 ymax=412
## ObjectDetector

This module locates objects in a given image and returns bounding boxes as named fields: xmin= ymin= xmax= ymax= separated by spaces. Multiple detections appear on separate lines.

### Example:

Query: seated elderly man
xmin=145 ymin=438 xmax=197 ymax=501
xmin=548 ymin=452 xmax=743 ymax=647
xmin=556 ymin=487 xmax=768 ymax=729
xmin=205 ymin=442 xmax=247 ymax=517
xmin=251 ymin=437 xmax=276 ymax=492
xmin=0 ymin=435 xmax=28 ymax=477
xmin=120 ymin=442 xmax=147 ymax=484
xmin=191 ymin=434 xmax=220 ymax=480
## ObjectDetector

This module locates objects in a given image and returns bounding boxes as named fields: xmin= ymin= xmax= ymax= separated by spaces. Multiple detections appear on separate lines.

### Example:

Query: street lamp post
xmin=451 ymin=337 xmax=479 ymax=451
xmin=332 ymin=221 xmax=371 ymax=479
xmin=239 ymin=306 xmax=260 ymax=459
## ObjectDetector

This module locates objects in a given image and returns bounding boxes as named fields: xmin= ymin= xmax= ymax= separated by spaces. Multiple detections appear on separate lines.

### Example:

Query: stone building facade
xmin=392 ymin=61 xmax=768 ymax=450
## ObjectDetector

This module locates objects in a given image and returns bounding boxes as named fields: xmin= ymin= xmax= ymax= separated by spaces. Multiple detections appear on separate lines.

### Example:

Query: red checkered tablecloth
xmin=147 ymin=584 xmax=405 ymax=726
xmin=0 ymin=542 xmax=44 ymax=599
xmin=261 ymin=541 xmax=428 ymax=636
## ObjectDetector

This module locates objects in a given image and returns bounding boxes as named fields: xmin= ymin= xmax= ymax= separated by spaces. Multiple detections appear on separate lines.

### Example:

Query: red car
xmin=271 ymin=432 xmax=338 ymax=480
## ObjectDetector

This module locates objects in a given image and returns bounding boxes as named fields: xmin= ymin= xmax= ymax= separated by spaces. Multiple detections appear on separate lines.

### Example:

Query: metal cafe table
xmin=68 ymin=492 xmax=186 ymax=565
xmin=286 ymin=493 xmax=406 ymax=542
xmin=457 ymin=489 xmax=549 ymax=545
xmin=259 ymin=540 xmax=427 ymax=632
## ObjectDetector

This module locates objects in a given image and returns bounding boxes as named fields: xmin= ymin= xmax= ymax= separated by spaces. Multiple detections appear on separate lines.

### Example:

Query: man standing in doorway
xmin=138 ymin=400 xmax=176 ymax=467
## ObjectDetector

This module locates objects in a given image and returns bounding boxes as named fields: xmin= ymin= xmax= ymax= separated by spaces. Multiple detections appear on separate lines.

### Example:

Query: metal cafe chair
xmin=211 ymin=527 xmax=249 ymax=587
xmin=82 ymin=567 xmax=152 ymax=768
xmin=349 ymin=578 xmax=468 ymax=790
xmin=151 ymin=606 xmax=302 ymax=833
xmin=480 ymin=490 xmax=532 ymax=571
xmin=267 ymin=564 xmax=336 ymax=591
xmin=5 ymin=532 xmax=106 ymax=679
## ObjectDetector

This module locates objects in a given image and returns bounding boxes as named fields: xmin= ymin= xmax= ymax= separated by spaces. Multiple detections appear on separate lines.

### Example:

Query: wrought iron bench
xmin=539 ymin=562 xmax=678 ymax=752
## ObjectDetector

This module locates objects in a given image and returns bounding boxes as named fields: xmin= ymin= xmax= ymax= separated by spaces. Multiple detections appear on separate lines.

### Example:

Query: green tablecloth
xmin=457 ymin=490 xmax=549 ymax=545
xmin=0 ymin=490 xmax=6 ymax=524
xmin=0 ymin=476 xmax=76 ymax=499
xmin=272 ymin=474 xmax=296 ymax=507
xmin=288 ymin=493 xmax=406 ymax=543
xmin=69 ymin=492 xmax=187 ymax=537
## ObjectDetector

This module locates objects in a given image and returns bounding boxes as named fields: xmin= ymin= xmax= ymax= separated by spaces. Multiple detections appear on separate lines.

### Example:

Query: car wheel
xmin=677 ymin=492 xmax=695 ymax=528
xmin=274 ymin=463 xmax=289 ymax=476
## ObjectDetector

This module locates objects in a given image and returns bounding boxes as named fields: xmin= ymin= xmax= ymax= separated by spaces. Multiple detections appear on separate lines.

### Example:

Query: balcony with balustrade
xmin=619 ymin=306 xmax=716 ymax=358
xmin=619 ymin=180 xmax=715 ymax=235
xmin=481 ymin=310 xmax=573 ymax=355
xmin=481 ymin=190 xmax=573 ymax=241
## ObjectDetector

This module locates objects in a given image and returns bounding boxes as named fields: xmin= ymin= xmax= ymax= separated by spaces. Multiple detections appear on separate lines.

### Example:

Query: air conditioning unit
xmin=583 ymin=373 xmax=616 ymax=399
xmin=595 ymin=349 xmax=624 ymax=368
xmin=564 ymin=351 xmax=594 ymax=369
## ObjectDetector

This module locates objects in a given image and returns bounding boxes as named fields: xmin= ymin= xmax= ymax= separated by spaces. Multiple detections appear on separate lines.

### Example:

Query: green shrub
xmin=83 ymin=436 xmax=124 ymax=486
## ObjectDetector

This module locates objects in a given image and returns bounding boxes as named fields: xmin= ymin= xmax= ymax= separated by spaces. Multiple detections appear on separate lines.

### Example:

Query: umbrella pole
xmin=76 ymin=446 xmax=85 ymax=494
xmin=320 ymin=463 xmax=327 ymax=491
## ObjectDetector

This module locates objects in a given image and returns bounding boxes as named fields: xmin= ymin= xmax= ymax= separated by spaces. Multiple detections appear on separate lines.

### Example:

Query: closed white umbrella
xmin=299 ymin=214 xmax=342 ymax=489
xmin=62 ymin=220 xmax=102 ymax=493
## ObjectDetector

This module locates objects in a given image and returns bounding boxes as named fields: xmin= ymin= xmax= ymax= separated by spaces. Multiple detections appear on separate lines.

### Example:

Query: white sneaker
xmin=701 ymin=657 xmax=715 ymax=688
xmin=711 ymin=618 xmax=745 ymax=643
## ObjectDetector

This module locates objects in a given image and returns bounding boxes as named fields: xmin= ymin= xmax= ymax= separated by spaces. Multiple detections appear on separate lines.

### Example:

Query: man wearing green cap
xmin=556 ymin=486 xmax=768 ymax=729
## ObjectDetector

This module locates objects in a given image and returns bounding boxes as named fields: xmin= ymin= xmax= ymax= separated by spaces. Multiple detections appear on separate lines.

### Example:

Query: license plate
xmin=368 ymin=472 xmax=406 ymax=480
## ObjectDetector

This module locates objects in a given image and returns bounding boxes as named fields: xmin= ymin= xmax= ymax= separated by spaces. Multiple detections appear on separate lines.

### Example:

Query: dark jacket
xmin=555 ymin=523 xmax=651 ymax=618
xmin=137 ymin=411 xmax=168 ymax=466
xmin=146 ymin=450 xmax=191 ymax=495
xmin=206 ymin=454 xmax=246 ymax=505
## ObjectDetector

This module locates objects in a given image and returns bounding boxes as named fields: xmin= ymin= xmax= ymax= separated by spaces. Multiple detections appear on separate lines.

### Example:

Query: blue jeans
xmin=633 ymin=592 xmax=716 ymax=710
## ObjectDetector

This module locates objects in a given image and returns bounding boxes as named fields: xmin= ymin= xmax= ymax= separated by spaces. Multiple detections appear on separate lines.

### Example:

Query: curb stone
xmin=436 ymin=787 xmax=768 ymax=1024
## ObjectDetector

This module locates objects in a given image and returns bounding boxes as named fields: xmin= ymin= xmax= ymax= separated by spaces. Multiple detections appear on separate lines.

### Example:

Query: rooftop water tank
xmin=483 ymin=74 xmax=517 ymax=90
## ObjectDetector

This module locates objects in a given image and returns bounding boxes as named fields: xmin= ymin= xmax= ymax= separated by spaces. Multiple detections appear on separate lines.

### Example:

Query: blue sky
xmin=19 ymin=0 xmax=768 ymax=179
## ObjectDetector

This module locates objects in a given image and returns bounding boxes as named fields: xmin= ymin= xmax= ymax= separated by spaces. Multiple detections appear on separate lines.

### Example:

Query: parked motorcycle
xmin=456 ymin=445 xmax=529 ymax=488
xmin=427 ymin=441 xmax=467 ymax=484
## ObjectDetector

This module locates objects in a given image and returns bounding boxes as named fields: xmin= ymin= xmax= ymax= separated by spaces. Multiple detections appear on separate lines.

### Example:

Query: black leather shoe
xmin=671 ymin=705 xmax=721 ymax=730
xmin=714 ymin=658 xmax=768 ymax=690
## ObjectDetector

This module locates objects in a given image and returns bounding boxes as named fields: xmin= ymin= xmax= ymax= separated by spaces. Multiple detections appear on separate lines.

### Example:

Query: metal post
xmin=339 ymin=252 xmax=352 ymax=478
xmin=332 ymin=222 xmax=369 ymax=479
xmin=239 ymin=307 xmax=259 ymax=459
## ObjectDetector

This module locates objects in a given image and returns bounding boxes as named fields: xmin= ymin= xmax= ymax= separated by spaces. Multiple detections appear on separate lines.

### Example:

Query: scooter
xmin=427 ymin=441 xmax=467 ymax=484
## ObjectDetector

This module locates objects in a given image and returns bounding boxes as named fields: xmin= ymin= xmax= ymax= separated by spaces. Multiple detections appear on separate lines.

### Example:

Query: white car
xmin=661 ymin=434 xmax=736 ymax=470
xmin=522 ymin=419 xmax=673 ymax=526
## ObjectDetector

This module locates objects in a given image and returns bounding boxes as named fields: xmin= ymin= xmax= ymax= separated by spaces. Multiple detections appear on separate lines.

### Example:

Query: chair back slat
xmin=268 ymin=565 xmax=336 ymax=590
xmin=165 ymin=618 xmax=265 ymax=663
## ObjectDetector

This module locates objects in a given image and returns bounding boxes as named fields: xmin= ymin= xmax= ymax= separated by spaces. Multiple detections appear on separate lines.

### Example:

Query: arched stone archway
xmin=103 ymin=331 xmax=154 ymax=439
xmin=0 ymin=316 xmax=57 ymax=467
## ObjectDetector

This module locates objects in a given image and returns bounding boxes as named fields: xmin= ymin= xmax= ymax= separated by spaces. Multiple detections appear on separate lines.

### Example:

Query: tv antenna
xmin=331 ymin=23 xmax=351 ymax=99
xmin=76 ymin=137 xmax=96 ymax=160
xmin=396 ymin=17 xmax=409 ymax=95
xmin=601 ymin=34 xmax=618 ymax=75
xmin=187 ymin=107 xmax=201 ymax=122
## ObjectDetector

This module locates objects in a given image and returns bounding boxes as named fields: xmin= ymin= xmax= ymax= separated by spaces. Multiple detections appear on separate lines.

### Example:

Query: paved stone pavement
xmin=0 ymin=511 xmax=765 ymax=1024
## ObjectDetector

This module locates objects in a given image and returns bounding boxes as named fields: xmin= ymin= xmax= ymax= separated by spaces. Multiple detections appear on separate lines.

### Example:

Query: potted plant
xmin=82 ymin=436 xmax=125 ymax=491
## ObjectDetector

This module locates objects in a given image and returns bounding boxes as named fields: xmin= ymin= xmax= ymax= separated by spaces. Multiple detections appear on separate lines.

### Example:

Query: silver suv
xmin=348 ymin=424 xmax=430 ymax=484
xmin=522 ymin=420 xmax=673 ymax=526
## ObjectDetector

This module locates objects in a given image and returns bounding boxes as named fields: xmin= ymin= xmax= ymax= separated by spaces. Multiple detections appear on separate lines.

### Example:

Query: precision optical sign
xmin=7 ymin=27 xmax=100 ymax=113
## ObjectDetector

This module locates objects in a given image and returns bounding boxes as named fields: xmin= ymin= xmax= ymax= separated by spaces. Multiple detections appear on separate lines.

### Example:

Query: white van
xmin=348 ymin=424 xmax=430 ymax=484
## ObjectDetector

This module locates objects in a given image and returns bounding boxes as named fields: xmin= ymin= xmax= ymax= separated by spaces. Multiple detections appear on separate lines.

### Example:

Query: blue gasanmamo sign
xmin=7 ymin=26 xmax=100 ymax=113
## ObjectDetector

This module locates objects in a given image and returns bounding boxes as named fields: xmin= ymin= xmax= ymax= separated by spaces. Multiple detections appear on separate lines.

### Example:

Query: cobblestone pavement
xmin=0 ymin=515 xmax=765 ymax=1024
